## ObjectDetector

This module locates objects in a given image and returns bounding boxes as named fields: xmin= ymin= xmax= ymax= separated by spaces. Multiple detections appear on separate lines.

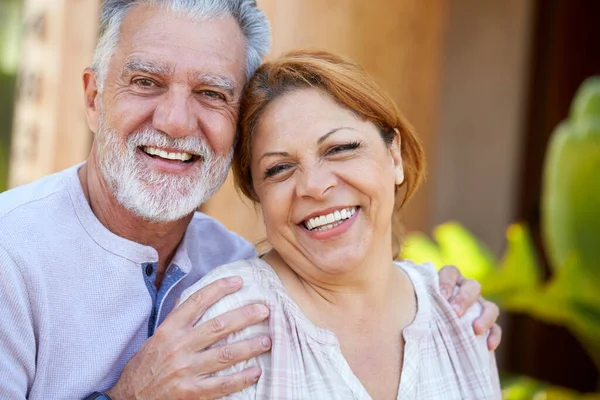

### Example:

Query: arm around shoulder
xmin=179 ymin=261 xmax=272 ymax=387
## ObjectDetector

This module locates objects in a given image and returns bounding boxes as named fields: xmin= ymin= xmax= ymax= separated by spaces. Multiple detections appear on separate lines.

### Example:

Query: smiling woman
xmin=179 ymin=50 xmax=501 ymax=400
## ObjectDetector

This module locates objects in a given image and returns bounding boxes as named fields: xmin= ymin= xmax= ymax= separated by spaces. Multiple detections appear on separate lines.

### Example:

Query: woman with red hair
xmin=181 ymin=50 xmax=501 ymax=399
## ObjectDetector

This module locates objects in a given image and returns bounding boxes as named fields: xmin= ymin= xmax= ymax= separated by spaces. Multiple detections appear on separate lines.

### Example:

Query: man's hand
xmin=438 ymin=265 xmax=502 ymax=351
xmin=106 ymin=276 xmax=271 ymax=400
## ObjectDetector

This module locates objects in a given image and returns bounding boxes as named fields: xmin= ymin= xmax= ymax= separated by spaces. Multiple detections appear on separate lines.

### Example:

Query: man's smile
xmin=139 ymin=145 xmax=201 ymax=164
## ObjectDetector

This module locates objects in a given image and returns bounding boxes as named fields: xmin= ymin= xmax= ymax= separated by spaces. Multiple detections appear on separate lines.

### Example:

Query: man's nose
xmin=152 ymin=88 xmax=199 ymax=138
xmin=295 ymin=166 xmax=337 ymax=199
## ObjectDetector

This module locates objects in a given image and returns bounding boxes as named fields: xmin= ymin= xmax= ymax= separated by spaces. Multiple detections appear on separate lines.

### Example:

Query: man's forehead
xmin=118 ymin=3 xmax=243 ymax=48
xmin=112 ymin=5 xmax=247 ymax=84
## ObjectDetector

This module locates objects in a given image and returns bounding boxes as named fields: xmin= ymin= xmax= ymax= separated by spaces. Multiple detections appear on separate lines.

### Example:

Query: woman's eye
xmin=265 ymin=163 xmax=292 ymax=178
xmin=326 ymin=141 xmax=361 ymax=156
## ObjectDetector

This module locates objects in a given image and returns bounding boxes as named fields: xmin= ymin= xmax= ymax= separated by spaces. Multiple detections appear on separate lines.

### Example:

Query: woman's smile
xmin=300 ymin=206 xmax=360 ymax=239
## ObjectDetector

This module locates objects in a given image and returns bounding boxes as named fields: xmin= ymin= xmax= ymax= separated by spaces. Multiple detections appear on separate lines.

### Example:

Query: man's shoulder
xmin=0 ymin=167 xmax=78 ymax=227
xmin=187 ymin=211 xmax=245 ymax=236
xmin=185 ymin=211 xmax=257 ymax=260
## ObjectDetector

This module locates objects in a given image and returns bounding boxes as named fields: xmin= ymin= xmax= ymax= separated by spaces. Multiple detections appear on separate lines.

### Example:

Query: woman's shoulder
xmin=396 ymin=260 xmax=488 ymax=353
xmin=179 ymin=257 xmax=282 ymax=317
xmin=396 ymin=260 xmax=482 ymax=330
xmin=398 ymin=261 xmax=500 ymax=398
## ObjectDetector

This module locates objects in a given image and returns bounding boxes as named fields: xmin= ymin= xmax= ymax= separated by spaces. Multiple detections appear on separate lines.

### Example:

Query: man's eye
xmin=201 ymin=90 xmax=226 ymax=101
xmin=326 ymin=141 xmax=361 ymax=156
xmin=132 ymin=78 xmax=157 ymax=88
xmin=265 ymin=163 xmax=292 ymax=178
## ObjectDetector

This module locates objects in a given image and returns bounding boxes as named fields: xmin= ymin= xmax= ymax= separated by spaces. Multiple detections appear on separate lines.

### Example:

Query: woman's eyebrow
xmin=259 ymin=151 xmax=290 ymax=162
xmin=317 ymin=127 xmax=356 ymax=144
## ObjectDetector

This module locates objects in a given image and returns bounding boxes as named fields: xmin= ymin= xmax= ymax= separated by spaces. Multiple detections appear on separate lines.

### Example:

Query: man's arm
xmin=0 ymin=245 xmax=35 ymax=399
xmin=438 ymin=265 xmax=502 ymax=351
xmin=106 ymin=276 xmax=271 ymax=400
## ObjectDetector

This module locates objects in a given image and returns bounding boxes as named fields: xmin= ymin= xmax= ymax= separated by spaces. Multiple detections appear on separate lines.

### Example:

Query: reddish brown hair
xmin=232 ymin=50 xmax=426 ymax=254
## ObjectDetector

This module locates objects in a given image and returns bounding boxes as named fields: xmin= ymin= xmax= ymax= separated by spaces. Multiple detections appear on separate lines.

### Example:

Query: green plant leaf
xmin=483 ymin=223 xmax=541 ymax=300
xmin=400 ymin=232 xmax=443 ymax=267
xmin=431 ymin=222 xmax=497 ymax=282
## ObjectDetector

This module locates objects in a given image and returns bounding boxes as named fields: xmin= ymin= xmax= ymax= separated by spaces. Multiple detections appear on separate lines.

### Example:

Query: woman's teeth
xmin=142 ymin=146 xmax=193 ymax=162
xmin=304 ymin=207 xmax=357 ymax=231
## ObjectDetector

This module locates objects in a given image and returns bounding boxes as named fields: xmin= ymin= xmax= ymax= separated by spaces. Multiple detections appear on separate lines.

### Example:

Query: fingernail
xmin=228 ymin=276 xmax=242 ymax=285
xmin=452 ymin=304 xmax=462 ymax=316
xmin=253 ymin=368 xmax=262 ymax=380
xmin=256 ymin=304 xmax=269 ymax=316
xmin=261 ymin=336 xmax=271 ymax=348
xmin=440 ymin=288 xmax=449 ymax=298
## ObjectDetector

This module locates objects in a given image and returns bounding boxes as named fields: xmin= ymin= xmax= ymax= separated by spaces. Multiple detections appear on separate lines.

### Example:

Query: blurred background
xmin=1 ymin=0 xmax=599 ymax=398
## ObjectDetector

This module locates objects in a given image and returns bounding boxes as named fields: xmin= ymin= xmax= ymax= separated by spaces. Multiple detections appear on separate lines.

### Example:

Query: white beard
xmin=95 ymin=113 xmax=232 ymax=223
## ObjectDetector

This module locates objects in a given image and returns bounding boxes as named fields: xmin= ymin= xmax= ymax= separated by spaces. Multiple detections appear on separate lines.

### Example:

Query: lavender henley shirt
xmin=0 ymin=164 xmax=256 ymax=399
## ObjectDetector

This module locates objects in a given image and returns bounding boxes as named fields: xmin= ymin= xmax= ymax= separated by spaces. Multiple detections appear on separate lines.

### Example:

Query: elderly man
xmin=0 ymin=1 xmax=501 ymax=399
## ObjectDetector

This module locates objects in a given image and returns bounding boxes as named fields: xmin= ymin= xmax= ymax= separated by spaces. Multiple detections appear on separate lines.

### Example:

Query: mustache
xmin=126 ymin=129 xmax=213 ymax=158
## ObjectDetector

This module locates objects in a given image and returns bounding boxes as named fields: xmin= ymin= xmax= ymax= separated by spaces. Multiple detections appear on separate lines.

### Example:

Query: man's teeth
xmin=304 ymin=207 xmax=357 ymax=231
xmin=142 ymin=146 xmax=193 ymax=162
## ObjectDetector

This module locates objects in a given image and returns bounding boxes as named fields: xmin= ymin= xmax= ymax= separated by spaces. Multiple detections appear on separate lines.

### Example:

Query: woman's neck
xmin=263 ymin=248 xmax=414 ymax=327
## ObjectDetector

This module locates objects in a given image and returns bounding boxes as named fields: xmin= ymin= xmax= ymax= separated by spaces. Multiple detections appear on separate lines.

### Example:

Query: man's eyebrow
xmin=195 ymin=73 xmax=236 ymax=97
xmin=122 ymin=59 xmax=173 ymax=77
xmin=317 ymin=127 xmax=356 ymax=144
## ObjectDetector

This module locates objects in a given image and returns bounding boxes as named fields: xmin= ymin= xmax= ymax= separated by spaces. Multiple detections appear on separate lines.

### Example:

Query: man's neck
xmin=78 ymin=157 xmax=192 ymax=288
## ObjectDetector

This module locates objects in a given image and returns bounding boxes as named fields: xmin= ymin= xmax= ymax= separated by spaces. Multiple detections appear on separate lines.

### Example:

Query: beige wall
xmin=432 ymin=0 xmax=534 ymax=254
xmin=9 ymin=0 xmax=98 ymax=188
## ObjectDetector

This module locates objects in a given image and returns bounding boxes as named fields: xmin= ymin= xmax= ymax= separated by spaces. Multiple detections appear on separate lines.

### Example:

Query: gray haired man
xmin=0 ymin=1 xmax=501 ymax=399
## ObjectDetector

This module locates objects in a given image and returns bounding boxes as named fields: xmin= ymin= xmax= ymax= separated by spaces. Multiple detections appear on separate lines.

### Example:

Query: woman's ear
xmin=391 ymin=128 xmax=404 ymax=185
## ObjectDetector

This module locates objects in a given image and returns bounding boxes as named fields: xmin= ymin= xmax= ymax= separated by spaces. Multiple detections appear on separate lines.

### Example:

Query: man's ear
xmin=391 ymin=128 xmax=404 ymax=185
xmin=83 ymin=68 xmax=100 ymax=134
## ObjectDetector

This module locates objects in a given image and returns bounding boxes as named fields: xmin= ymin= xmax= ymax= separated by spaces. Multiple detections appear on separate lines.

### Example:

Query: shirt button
xmin=145 ymin=264 xmax=153 ymax=277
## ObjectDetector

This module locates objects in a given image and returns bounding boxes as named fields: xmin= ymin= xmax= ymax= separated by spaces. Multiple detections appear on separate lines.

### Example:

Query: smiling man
xmin=0 ymin=1 xmax=500 ymax=399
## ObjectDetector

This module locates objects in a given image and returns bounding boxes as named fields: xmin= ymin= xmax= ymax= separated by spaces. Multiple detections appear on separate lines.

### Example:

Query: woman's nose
xmin=295 ymin=166 xmax=337 ymax=199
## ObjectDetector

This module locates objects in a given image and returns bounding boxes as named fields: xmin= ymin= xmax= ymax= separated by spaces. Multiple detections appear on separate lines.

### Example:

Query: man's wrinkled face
xmin=93 ymin=4 xmax=246 ymax=222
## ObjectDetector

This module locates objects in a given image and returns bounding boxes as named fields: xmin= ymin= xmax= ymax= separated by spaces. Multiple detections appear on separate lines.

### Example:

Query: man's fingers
xmin=472 ymin=298 xmax=502 ymax=351
xmin=486 ymin=323 xmax=502 ymax=351
xmin=164 ymin=277 xmax=243 ymax=329
xmin=194 ymin=367 xmax=262 ymax=399
xmin=438 ymin=265 xmax=462 ymax=299
xmin=449 ymin=279 xmax=482 ymax=316
xmin=473 ymin=298 xmax=500 ymax=335
xmin=190 ymin=304 xmax=270 ymax=351
xmin=194 ymin=335 xmax=272 ymax=376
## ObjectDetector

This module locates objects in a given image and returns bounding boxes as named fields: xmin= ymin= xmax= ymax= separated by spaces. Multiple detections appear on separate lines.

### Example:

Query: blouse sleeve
xmin=178 ymin=260 xmax=273 ymax=399
xmin=461 ymin=302 xmax=503 ymax=399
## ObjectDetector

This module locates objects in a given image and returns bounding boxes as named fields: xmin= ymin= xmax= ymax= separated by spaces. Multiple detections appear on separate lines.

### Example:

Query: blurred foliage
xmin=501 ymin=375 xmax=600 ymax=400
xmin=402 ymin=222 xmax=600 ymax=371
xmin=0 ymin=0 xmax=22 ymax=192
xmin=401 ymin=77 xmax=600 ymax=399
xmin=542 ymin=76 xmax=600 ymax=281
xmin=0 ymin=72 xmax=16 ymax=192
xmin=0 ymin=0 xmax=22 ymax=74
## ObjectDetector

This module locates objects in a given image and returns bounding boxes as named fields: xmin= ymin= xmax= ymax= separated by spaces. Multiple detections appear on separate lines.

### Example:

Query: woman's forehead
xmin=254 ymin=88 xmax=365 ymax=142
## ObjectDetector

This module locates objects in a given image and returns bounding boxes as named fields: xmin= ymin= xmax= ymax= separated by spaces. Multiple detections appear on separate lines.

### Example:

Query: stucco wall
xmin=432 ymin=0 xmax=534 ymax=255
